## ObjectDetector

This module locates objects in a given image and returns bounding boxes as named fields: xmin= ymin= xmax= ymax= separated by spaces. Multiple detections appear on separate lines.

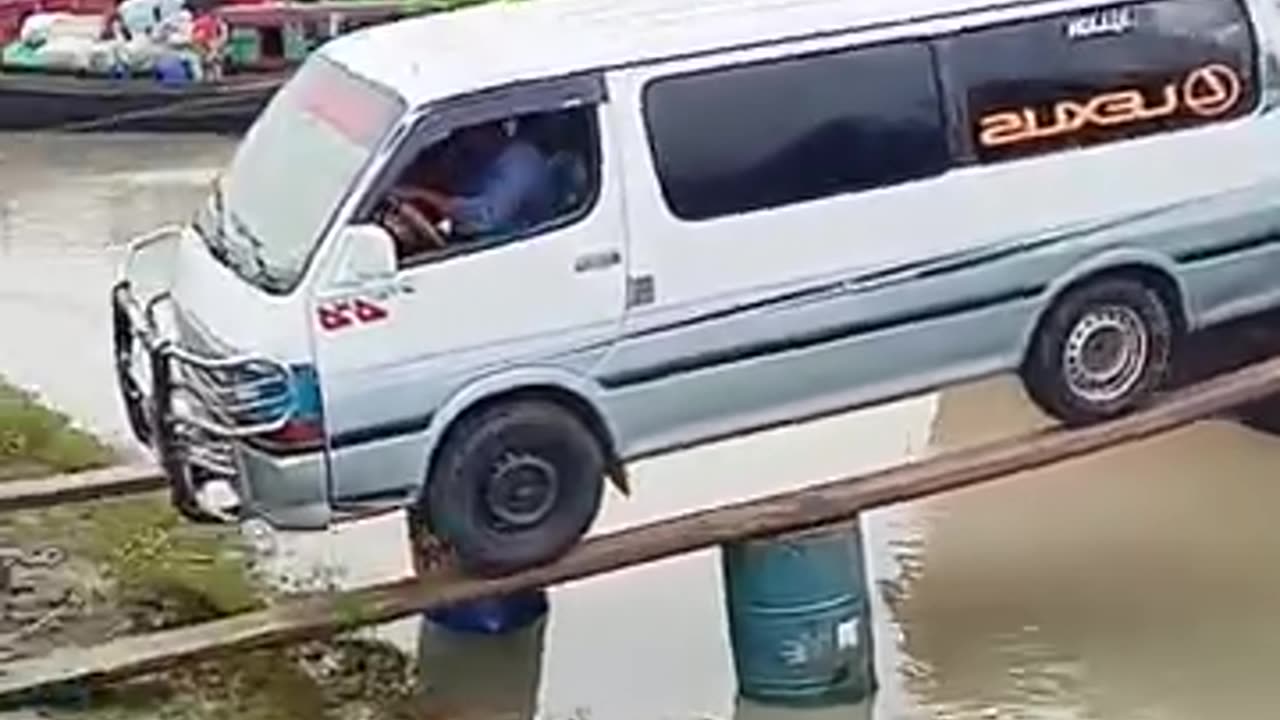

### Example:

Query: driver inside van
xmin=386 ymin=118 xmax=557 ymax=254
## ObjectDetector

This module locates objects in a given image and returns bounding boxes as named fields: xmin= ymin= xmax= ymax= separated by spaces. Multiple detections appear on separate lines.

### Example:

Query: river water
xmin=1 ymin=131 xmax=1278 ymax=720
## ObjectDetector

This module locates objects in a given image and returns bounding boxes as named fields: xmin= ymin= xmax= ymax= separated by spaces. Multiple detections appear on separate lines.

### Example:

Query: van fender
xmin=1015 ymin=248 xmax=1192 ymax=359
xmin=418 ymin=364 xmax=629 ymax=501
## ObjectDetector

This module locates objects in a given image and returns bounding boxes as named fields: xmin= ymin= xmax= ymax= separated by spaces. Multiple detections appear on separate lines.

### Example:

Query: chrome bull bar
xmin=110 ymin=226 xmax=298 ymax=524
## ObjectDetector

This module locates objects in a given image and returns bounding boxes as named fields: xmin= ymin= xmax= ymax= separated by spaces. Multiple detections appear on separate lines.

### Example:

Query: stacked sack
xmin=5 ymin=11 xmax=105 ymax=73
xmin=2 ymin=0 xmax=207 ymax=80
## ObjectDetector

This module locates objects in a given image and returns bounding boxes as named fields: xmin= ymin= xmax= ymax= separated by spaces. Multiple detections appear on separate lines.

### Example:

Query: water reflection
xmin=409 ymin=592 xmax=882 ymax=720
xmin=416 ymin=611 xmax=548 ymax=720
xmin=891 ymin=375 xmax=1280 ymax=720
xmin=734 ymin=697 xmax=874 ymax=720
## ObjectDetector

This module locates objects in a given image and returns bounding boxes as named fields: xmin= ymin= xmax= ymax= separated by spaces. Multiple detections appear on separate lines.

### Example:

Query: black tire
xmin=421 ymin=399 xmax=605 ymax=577
xmin=1021 ymin=277 xmax=1175 ymax=426
xmin=1239 ymin=397 xmax=1280 ymax=435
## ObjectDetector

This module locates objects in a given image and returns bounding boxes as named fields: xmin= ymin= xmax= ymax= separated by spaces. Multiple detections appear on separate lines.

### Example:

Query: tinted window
xmin=941 ymin=0 xmax=1258 ymax=164
xmin=642 ymin=41 xmax=950 ymax=221
xmin=371 ymin=106 xmax=601 ymax=267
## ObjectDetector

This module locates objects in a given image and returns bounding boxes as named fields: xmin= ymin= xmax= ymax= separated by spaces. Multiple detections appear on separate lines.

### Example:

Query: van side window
xmin=942 ymin=0 xmax=1259 ymax=165
xmin=371 ymin=106 xmax=600 ymax=266
xmin=642 ymin=41 xmax=949 ymax=222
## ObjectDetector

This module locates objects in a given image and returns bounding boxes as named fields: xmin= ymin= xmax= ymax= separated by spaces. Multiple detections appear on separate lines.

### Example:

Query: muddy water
xmin=894 ymin=376 xmax=1280 ymax=720
xmin=0 ymin=132 xmax=230 ymax=458
xmin=2 ymin=132 xmax=1279 ymax=720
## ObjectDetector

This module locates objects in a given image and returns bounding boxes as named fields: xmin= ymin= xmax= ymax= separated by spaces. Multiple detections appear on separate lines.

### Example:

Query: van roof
xmin=320 ymin=0 xmax=1090 ymax=106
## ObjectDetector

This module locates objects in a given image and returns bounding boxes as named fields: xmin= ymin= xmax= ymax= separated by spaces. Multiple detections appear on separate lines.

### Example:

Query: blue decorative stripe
xmin=330 ymin=413 xmax=435 ymax=450
xmin=1173 ymin=232 xmax=1280 ymax=264
xmin=609 ymin=190 xmax=1245 ymax=349
xmin=599 ymin=285 xmax=1043 ymax=389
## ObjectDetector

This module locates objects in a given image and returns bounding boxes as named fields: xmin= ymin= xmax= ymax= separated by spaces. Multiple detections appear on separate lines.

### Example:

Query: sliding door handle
xmin=574 ymin=249 xmax=621 ymax=273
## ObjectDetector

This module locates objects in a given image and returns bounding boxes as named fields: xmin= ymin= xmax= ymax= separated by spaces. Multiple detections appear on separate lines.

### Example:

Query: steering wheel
xmin=383 ymin=195 xmax=447 ymax=254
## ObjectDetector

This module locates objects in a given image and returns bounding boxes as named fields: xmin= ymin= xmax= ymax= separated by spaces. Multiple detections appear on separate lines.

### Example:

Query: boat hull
xmin=0 ymin=71 xmax=285 ymax=133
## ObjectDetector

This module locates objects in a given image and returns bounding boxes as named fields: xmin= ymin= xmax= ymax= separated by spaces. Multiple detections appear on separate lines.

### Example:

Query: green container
xmin=1 ymin=42 xmax=42 ymax=70
xmin=282 ymin=23 xmax=310 ymax=62
xmin=225 ymin=27 xmax=260 ymax=67
xmin=721 ymin=521 xmax=876 ymax=706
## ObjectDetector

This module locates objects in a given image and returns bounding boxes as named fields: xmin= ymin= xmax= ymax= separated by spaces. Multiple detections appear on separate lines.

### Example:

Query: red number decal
xmin=318 ymin=301 xmax=353 ymax=331
xmin=352 ymin=299 xmax=388 ymax=323
xmin=318 ymin=298 xmax=388 ymax=332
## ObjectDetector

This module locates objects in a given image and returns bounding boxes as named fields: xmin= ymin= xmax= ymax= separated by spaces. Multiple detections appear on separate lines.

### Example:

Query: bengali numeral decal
xmin=317 ymin=298 xmax=389 ymax=332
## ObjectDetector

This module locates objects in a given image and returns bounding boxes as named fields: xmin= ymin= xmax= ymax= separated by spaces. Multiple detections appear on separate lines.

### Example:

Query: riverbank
xmin=0 ymin=378 xmax=112 ymax=482
xmin=0 ymin=379 xmax=424 ymax=720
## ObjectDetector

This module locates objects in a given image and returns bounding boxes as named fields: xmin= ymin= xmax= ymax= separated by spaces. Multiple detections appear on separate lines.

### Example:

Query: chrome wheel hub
xmin=1062 ymin=305 xmax=1149 ymax=404
xmin=484 ymin=453 xmax=559 ymax=529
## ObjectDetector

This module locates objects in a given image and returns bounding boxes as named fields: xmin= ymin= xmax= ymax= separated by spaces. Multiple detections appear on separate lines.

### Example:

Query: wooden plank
xmin=0 ymin=464 xmax=165 ymax=514
xmin=2 ymin=354 xmax=1279 ymax=703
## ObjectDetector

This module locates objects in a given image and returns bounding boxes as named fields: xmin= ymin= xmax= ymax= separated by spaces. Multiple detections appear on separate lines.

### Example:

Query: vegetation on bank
xmin=0 ymin=378 xmax=113 ymax=481
xmin=0 ymin=379 xmax=424 ymax=720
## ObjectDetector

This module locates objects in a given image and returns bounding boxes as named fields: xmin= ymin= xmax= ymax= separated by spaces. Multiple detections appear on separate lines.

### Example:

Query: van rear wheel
xmin=1240 ymin=401 xmax=1280 ymax=434
xmin=421 ymin=399 xmax=605 ymax=577
xmin=1021 ymin=277 xmax=1175 ymax=426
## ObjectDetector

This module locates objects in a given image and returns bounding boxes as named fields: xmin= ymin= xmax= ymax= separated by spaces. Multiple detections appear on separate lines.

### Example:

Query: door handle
xmin=574 ymin=249 xmax=621 ymax=273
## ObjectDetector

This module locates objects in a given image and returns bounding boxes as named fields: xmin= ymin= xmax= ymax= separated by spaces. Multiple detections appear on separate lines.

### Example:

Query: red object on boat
xmin=0 ymin=0 xmax=113 ymax=44
xmin=0 ymin=0 xmax=39 ymax=44
xmin=190 ymin=11 xmax=222 ymax=44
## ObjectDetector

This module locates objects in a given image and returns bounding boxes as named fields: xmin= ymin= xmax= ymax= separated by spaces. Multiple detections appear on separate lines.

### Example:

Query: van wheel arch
xmin=427 ymin=384 xmax=627 ymax=494
xmin=1019 ymin=264 xmax=1186 ymax=425
xmin=1023 ymin=264 xmax=1189 ymax=356
xmin=407 ymin=384 xmax=627 ymax=575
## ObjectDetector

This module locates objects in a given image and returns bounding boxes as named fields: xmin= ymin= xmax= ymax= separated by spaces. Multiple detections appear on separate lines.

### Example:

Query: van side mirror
xmin=332 ymin=224 xmax=397 ymax=287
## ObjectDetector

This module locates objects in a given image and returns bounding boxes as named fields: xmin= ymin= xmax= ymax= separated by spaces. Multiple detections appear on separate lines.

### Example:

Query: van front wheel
xmin=423 ymin=399 xmax=605 ymax=577
xmin=1021 ymin=277 xmax=1174 ymax=426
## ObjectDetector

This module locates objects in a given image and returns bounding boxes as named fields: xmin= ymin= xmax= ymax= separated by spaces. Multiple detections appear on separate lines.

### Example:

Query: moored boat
xmin=0 ymin=67 xmax=281 ymax=132
xmin=0 ymin=0 xmax=437 ymax=133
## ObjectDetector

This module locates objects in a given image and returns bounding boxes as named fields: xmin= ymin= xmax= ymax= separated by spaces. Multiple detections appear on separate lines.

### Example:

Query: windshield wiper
xmin=195 ymin=176 xmax=232 ymax=263
xmin=196 ymin=177 xmax=291 ymax=292
xmin=228 ymin=211 xmax=289 ymax=291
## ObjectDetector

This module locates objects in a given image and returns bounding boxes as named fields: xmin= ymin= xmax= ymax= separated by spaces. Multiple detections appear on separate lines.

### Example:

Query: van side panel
xmin=597 ymin=0 xmax=1280 ymax=460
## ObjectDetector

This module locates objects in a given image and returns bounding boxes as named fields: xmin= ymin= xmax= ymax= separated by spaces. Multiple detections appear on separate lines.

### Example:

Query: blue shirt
xmin=451 ymin=140 xmax=555 ymax=238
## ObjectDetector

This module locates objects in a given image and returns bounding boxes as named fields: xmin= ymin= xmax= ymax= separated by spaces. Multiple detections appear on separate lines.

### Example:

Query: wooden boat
xmin=0 ymin=68 xmax=282 ymax=132
xmin=0 ymin=0 xmax=428 ymax=133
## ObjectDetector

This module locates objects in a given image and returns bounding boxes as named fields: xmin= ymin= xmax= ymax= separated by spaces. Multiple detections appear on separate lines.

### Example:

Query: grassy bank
xmin=0 ymin=379 xmax=113 ymax=481
xmin=0 ymin=380 xmax=424 ymax=719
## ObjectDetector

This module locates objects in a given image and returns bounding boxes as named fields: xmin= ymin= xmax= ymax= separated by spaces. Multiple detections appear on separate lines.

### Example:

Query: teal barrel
xmin=720 ymin=521 xmax=876 ymax=706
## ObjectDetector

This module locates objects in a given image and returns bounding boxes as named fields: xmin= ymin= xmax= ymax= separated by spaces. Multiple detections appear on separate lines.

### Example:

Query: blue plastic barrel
xmin=424 ymin=588 xmax=548 ymax=635
xmin=416 ymin=605 xmax=547 ymax=717
xmin=721 ymin=521 xmax=876 ymax=706
xmin=154 ymin=55 xmax=191 ymax=86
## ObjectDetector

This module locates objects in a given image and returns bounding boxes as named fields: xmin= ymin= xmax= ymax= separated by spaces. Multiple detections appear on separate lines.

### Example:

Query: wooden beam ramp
xmin=2 ymin=354 xmax=1279 ymax=705
xmin=0 ymin=464 xmax=164 ymax=514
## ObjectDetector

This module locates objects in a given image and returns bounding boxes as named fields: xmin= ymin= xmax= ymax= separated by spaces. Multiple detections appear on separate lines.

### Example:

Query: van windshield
xmin=196 ymin=55 xmax=405 ymax=294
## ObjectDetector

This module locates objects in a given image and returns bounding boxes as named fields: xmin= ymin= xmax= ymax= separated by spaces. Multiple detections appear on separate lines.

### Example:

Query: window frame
xmin=933 ymin=0 xmax=1265 ymax=166
xmin=350 ymin=72 xmax=609 ymax=271
xmin=637 ymin=35 xmax=955 ymax=223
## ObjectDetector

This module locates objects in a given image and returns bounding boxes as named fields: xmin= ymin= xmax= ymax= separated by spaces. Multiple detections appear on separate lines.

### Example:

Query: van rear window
xmin=642 ymin=40 xmax=950 ymax=222
xmin=940 ymin=0 xmax=1259 ymax=164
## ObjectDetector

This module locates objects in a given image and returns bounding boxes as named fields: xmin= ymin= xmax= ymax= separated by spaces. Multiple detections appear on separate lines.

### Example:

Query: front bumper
xmin=110 ymin=226 xmax=329 ymax=529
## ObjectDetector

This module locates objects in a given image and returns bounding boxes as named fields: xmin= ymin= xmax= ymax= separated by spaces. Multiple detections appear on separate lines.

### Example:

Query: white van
xmin=112 ymin=0 xmax=1280 ymax=576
